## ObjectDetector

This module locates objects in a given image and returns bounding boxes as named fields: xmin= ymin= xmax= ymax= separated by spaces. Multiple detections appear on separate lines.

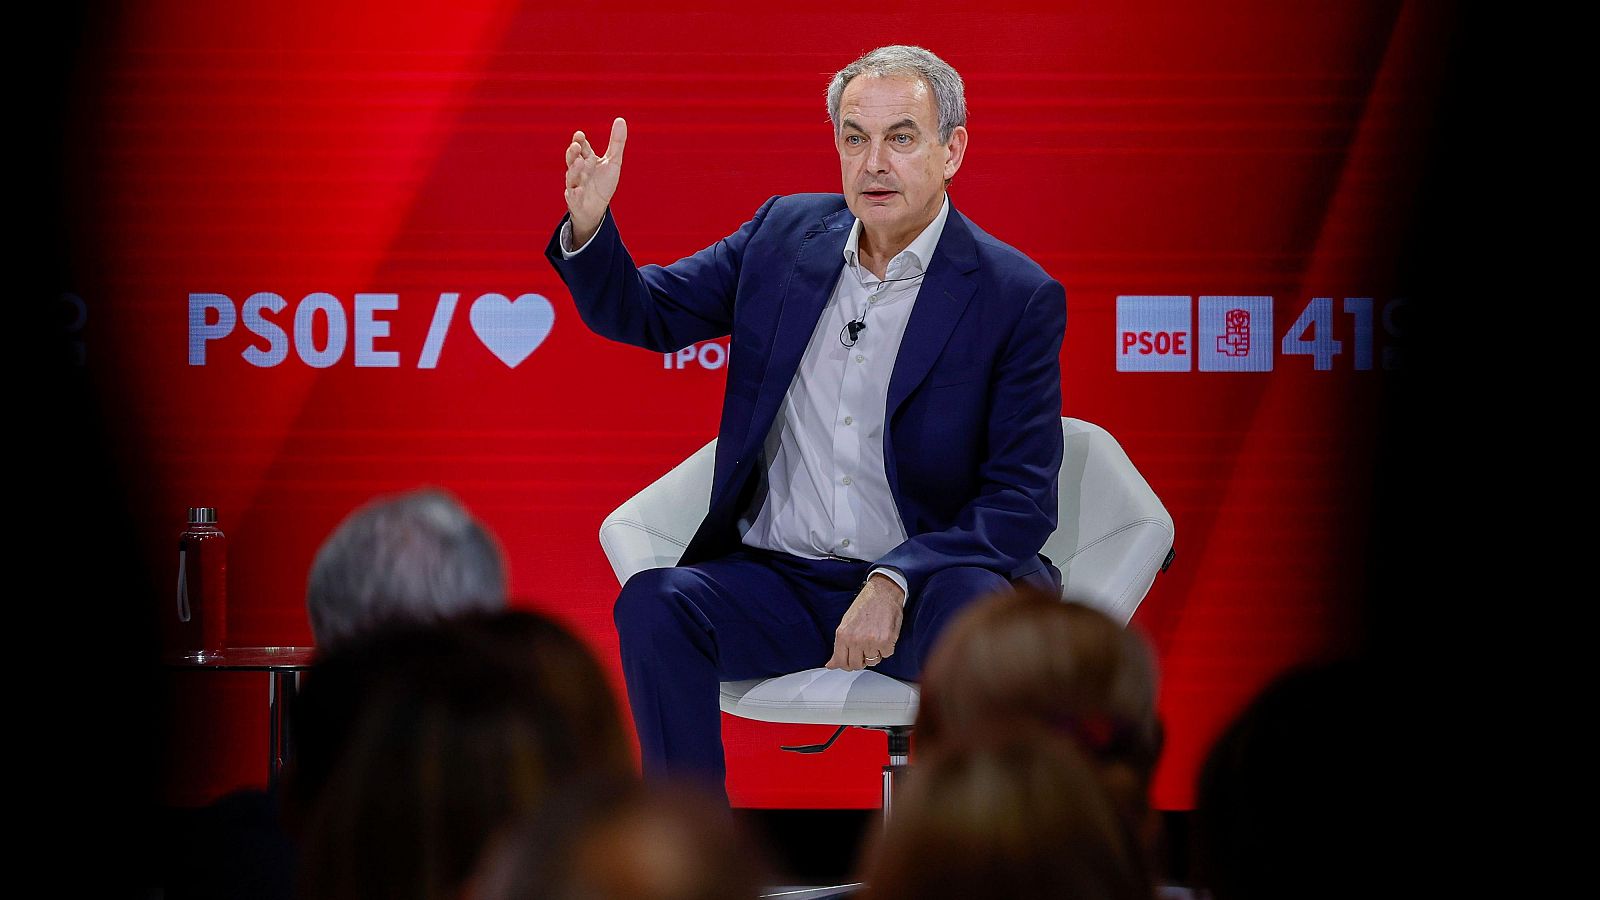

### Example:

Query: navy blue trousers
xmin=613 ymin=546 xmax=1025 ymax=801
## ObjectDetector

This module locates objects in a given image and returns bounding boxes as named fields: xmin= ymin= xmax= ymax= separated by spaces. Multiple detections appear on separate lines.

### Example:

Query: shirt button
xmin=843 ymin=416 xmax=853 ymax=425
xmin=842 ymin=476 xmax=852 ymax=486
xmin=856 ymin=355 xmax=865 ymax=363
xmin=841 ymin=539 xmax=851 ymax=548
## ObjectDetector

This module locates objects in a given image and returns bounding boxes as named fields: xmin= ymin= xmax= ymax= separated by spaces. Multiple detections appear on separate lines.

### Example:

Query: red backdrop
xmin=66 ymin=0 xmax=1451 ymax=809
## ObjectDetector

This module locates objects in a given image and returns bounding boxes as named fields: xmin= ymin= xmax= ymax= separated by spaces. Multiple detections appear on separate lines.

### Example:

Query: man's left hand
xmin=826 ymin=574 xmax=905 ymax=671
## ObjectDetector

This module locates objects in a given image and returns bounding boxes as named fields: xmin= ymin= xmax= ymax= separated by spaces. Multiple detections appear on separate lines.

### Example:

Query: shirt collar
xmin=842 ymin=193 xmax=951 ymax=275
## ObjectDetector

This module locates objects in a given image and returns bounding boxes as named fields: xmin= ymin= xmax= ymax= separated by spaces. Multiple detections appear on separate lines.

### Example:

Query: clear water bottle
xmin=174 ymin=507 xmax=228 ymax=657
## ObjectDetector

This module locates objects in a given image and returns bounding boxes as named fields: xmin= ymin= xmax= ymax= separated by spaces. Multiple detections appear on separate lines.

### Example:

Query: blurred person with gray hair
xmin=162 ymin=493 xmax=509 ymax=898
xmin=306 ymin=488 xmax=507 ymax=648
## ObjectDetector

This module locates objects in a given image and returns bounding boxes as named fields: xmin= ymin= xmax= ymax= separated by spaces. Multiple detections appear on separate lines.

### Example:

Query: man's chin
xmin=848 ymin=201 xmax=900 ymax=223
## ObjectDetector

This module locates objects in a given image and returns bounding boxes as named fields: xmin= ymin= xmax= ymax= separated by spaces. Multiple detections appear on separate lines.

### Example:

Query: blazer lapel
xmin=885 ymin=205 xmax=980 ymax=418
xmin=744 ymin=206 xmax=853 ymax=458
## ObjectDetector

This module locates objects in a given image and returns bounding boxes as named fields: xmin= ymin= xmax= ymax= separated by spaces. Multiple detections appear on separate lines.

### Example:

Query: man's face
xmin=836 ymin=74 xmax=967 ymax=244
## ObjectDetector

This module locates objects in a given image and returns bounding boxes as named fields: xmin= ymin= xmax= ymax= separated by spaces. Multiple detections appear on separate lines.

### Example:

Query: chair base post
xmin=881 ymin=726 xmax=912 ymax=823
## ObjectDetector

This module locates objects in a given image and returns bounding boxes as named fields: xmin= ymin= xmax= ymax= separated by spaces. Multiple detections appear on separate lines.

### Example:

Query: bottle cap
xmin=187 ymin=507 xmax=218 ymax=525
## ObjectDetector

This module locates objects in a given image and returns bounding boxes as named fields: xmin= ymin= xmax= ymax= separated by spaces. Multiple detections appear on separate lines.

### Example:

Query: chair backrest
xmin=599 ymin=419 xmax=1173 ymax=624
xmin=599 ymin=439 xmax=717 ymax=581
xmin=1045 ymin=419 xmax=1173 ymax=624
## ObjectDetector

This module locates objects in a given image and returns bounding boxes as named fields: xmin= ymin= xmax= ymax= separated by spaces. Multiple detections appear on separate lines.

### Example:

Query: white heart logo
xmin=469 ymin=293 xmax=555 ymax=368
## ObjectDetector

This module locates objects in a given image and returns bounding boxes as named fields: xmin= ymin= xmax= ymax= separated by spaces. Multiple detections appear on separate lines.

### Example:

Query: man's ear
xmin=943 ymin=125 xmax=969 ymax=182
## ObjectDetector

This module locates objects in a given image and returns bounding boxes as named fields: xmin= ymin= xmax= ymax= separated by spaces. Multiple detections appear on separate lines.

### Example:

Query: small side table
xmin=164 ymin=647 xmax=317 ymax=790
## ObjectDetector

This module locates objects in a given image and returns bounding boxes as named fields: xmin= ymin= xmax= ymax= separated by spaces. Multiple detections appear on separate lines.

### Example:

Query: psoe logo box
xmin=1116 ymin=296 xmax=1192 ymax=372
xmin=1198 ymin=295 xmax=1273 ymax=372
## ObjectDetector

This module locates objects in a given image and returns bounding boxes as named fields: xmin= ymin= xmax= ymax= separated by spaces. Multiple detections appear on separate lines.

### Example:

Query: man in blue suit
xmin=546 ymin=45 xmax=1066 ymax=800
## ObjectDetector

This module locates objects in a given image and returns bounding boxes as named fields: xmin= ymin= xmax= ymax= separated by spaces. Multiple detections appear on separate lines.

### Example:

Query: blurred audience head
xmin=916 ymin=587 xmax=1163 ymax=833
xmin=1195 ymin=658 xmax=1378 ymax=900
xmin=306 ymin=488 xmax=506 ymax=649
xmin=287 ymin=610 xmax=633 ymax=900
xmin=861 ymin=732 xmax=1150 ymax=900
xmin=470 ymin=777 xmax=769 ymax=900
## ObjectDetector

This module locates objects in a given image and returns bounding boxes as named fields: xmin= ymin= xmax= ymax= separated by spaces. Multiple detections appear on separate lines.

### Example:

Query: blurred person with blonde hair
xmin=915 ymin=587 xmax=1164 ymax=854
xmin=860 ymin=732 xmax=1151 ymax=900
xmin=469 ymin=777 xmax=771 ymax=900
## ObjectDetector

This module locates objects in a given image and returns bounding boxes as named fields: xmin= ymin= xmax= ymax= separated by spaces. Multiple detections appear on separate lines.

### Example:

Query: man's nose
xmin=866 ymin=138 xmax=889 ymax=172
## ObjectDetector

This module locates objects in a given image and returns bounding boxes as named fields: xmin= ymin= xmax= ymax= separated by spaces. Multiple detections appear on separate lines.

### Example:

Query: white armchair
xmin=598 ymin=417 xmax=1174 ymax=814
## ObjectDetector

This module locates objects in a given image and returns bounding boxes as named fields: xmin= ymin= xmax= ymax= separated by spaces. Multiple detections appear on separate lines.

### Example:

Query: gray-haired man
xmin=307 ymin=488 xmax=507 ymax=648
xmin=549 ymin=45 xmax=1066 ymax=799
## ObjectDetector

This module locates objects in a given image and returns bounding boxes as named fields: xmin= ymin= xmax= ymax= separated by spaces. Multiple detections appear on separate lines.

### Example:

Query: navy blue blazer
xmin=545 ymin=193 xmax=1066 ymax=598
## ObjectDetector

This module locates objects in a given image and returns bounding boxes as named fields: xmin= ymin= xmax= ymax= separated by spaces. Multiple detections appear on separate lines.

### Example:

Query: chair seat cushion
xmin=718 ymin=668 xmax=920 ymax=726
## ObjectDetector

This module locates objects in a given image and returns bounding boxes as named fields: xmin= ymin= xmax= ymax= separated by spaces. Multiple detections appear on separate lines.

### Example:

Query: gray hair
xmin=826 ymin=45 xmax=967 ymax=144
xmin=307 ymin=488 xmax=507 ymax=649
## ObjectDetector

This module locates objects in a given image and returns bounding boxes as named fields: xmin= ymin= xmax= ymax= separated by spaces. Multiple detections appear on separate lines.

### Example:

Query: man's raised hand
xmin=564 ymin=117 xmax=627 ymax=249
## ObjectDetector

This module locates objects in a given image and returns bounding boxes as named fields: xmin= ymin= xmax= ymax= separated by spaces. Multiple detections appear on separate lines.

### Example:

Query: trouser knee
xmin=909 ymin=567 xmax=1011 ymax=664
xmin=614 ymin=566 xmax=697 ymax=642
xmin=920 ymin=566 xmax=1012 ymax=609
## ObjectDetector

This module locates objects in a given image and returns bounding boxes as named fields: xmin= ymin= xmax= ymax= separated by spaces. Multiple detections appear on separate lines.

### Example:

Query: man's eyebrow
xmin=841 ymin=117 xmax=923 ymax=135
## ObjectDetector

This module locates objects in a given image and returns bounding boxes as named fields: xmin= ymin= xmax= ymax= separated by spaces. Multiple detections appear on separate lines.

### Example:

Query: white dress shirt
xmin=561 ymin=195 xmax=952 ymax=606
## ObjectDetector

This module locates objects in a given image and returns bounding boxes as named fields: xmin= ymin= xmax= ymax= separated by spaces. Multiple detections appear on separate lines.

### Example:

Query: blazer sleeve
xmin=544 ymin=196 xmax=782 ymax=353
xmin=874 ymin=276 xmax=1067 ymax=600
